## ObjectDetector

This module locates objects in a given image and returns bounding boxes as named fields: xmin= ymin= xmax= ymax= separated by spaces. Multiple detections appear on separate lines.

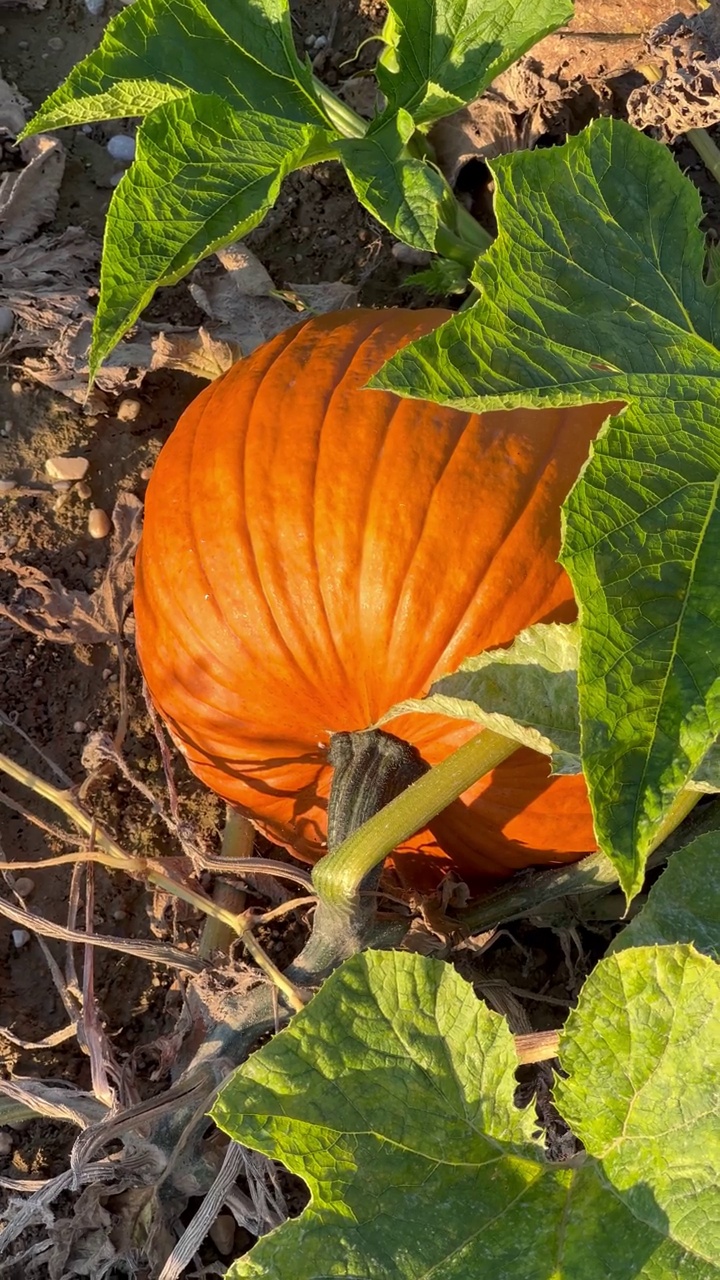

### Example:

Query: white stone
xmin=88 ymin=508 xmax=112 ymax=538
xmin=107 ymin=134 xmax=136 ymax=163
xmin=116 ymin=397 xmax=142 ymax=421
xmin=45 ymin=455 xmax=89 ymax=481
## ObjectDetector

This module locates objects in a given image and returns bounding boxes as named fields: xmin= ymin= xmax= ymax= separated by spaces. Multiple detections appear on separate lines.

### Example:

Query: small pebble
xmin=116 ymin=396 xmax=142 ymax=422
xmin=109 ymin=172 xmax=124 ymax=187
xmin=81 ymin=123 xmax=93 ymax=134
xmin=0 ymin=306 xmax=14 ymax=335
xmin=88 ymin=508 xmax=112 ymax=538
xmin=209 ymin=1214 xmax=236 ymax=1255
xmin=11 ymin=930 xmax=30 ymax=949
xmin=47 ymin=36 xmax=64 ymax=51
xmin=13 ymin=877 xmax=34 ymax=898
xmin=0 ymin=1132 xmax=12 ymax=1157
xmin=0 ymin=479 xmax=16 ymax=494
xmin=112 ymin=908 xmax=127 ymax=922
xmin=73 ymin=720 xmax=87 ymax=733
xmin=85 ymin=0 xmax=105 ymax=13
xmin=45 ymin=455 xmax=89 ymax=481
xmin=391 ymin=243 xmax=432 ymax=266
xmin=107 ymin=134 xmax=136 ymax=163
xmin=52 ymin=480 xmax=73 ymax=493
xmin=139 ymin=466 xmax=153 ymax=481
xmin=304 ymin=33 xmax=317 ymax=47
xmin=313 ymin=34 xmax=327 ymax=50
xmin=10 ymin=381 xmax=22 ymax=396
xmin=17 ymin=39 xmax=29 ymax=50
xmin=76 ymin=481 xmax=92 ymax=500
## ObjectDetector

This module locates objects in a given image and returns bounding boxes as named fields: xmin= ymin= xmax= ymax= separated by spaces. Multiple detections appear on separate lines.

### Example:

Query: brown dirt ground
xmin=0 ymin=0 xmax=718 ymax=1274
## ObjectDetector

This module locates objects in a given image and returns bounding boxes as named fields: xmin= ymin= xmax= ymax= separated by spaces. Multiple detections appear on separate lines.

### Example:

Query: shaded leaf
xmin=610 ymin=833 xmax=720 ymax=958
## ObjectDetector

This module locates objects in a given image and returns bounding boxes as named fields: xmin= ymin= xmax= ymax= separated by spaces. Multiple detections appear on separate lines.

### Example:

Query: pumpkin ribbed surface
xmin=135 ymin=308 xmax=611 ymax=885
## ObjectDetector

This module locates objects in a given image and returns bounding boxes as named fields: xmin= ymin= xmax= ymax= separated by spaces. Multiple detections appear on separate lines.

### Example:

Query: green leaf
xmin=405 ymin=256 xmax=470 ymax=295
xmin=213 ymin=948 xmax=720 ymax=1278
xmin=556 ymin=944 xmax=720 ymax=1269
xmin=89 ymin=95 xmax=330 ymax=377
xmin=339 ymin=113 xmax=449 ymax=252
xmin=372 ymin=118 xmax=720 ymax=901
xmin=23 ymin=0 xmax=325 ymax=134
xmin=376 ymin=0 xmax=572 ymax=125
xmin=379 ymin=622 xmax=582 ymax=770
xmin=610 ymin=834 xmax=720 ymax=958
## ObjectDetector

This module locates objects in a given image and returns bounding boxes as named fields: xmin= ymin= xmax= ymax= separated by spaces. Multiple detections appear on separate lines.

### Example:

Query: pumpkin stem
xmin=285 ymin=730 xmax=430 ymax=978
xmin=313 ymin=728 xmax=519 ymax=916
xmin=327 ymin=729 xmax=430 ymax=852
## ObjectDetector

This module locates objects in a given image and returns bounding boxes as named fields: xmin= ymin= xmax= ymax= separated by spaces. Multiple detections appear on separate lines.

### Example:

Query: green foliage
xmin=24 ymin=0 xmax=567 ymax=375
xmin=611 ymin=832 xmax=720 ymax=958
xmin=405 ymin=256 xmax=470 ymax=294
xmin=373 ymin=119 xmax=720 ymax=900
xmin=375 ymin=0 xmax=572 ymax=124
xmin=213 ymin=947 xmax=720 ymax=1278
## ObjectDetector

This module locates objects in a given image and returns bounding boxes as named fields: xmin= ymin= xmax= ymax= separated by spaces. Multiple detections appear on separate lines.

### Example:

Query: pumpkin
xmin=135 ymin=308 xmax=612 ymax=887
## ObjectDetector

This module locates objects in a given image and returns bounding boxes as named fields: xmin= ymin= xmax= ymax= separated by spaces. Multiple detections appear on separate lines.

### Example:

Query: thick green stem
xmin=311 ymin=74 xmax=492 ymax=264
xmin=687 ymin=127 xmax=720 ymax=187
xmin=454 ymin=201 xmax=494 ymax=253
xmin=313 ymin=730 xmax=518 ymax=913
xmin=312 ymin=76 xmax=369 ymax=139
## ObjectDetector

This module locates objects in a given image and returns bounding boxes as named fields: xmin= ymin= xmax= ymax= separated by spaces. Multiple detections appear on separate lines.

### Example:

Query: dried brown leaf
xmin=627 ymin=8 xmax=720 ymax=139
xmin=0 ymin=135 xmax=65 ymax=248
xmin=0 ymin=75 xmax=30 ymax=136
xmin=189 ymin=240 xmax=358 ymax=355
xmin=0 ymin=492 xmax=142 ymax=645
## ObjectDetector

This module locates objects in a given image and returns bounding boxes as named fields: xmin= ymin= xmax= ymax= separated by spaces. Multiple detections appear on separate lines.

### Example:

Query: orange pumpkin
xmin=135 ymin=308 xmax=611 ymax=887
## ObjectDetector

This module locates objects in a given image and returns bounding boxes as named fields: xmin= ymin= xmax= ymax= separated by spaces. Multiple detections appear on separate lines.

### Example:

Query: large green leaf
xmin=376 ymin=0 xmax=572 ymax=125
xmin=213 ymin=947 xmax=720 ymax=1278
xmin=556 ymin=945 xmax=720 ymax=1268
xmin=372 ymin=118 xmax=720 ymax=900
xmin=23 ymin=0 xmax=325 ymax=132
xmin=89 ymin=95 xmax=329 ymax=377
xmin=610 ymin=833 xmax=720 ymax=958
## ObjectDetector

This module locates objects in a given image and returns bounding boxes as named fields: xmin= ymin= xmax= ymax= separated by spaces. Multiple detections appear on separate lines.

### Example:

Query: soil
xmin=0 ymin=0 xmax=716 ymax=1274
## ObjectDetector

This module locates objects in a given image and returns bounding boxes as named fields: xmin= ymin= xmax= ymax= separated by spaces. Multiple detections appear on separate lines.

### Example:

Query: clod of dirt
xmin=627 ymin=8 xmax=720 ymax=139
